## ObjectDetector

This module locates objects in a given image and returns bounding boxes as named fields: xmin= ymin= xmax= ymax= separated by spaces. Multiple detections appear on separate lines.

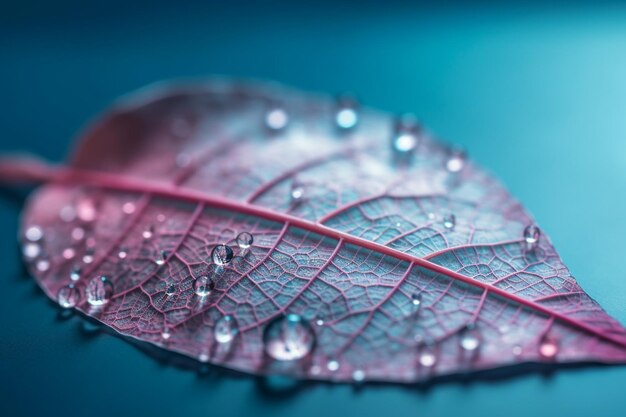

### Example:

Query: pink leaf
xmin=5 ymin=80 xmax=626 ymax=383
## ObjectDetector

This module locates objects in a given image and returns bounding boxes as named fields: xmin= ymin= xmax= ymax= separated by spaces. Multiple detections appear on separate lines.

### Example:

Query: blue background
xmin=1 ymin=1 xmax=625 ymax=416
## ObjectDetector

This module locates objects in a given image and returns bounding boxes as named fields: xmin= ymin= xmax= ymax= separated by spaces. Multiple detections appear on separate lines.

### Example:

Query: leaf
xmin=5 ymin=80 xmax=626 ymax=384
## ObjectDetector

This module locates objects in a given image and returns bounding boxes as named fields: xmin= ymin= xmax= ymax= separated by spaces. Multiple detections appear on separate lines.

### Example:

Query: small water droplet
xmin=411 ymin=292 xmax=422 ymax=308
xmin=71 ymin=227 xmax=85 ymax=241
xmin=236 ymin=232 xmax=254 ymax=249
xmin=335 ymin=96 xmax=359 ymax=130
xmin=70 ymin=265 xmax=81 ymax=281
xmin=57 ymin=284 xmax=80 ymax=308
xmin=263 ymin=314 xmax=316 ymax=361
xmin=391 ymin=115 xmax=420 ymax=156
xmin=165 ymin=284 xmax=177 ymax=296
xmin=59 ymin=205 xmax=77 ymax=222
xmin=211 ymin=244 xmax=233 ymax=265
xmin=77 ymin=197 xmax=97 ymax=222
xmin=539 ymin=336 xmax=558 ymax=360
xmin=459 ymin=325 xmax=481 ymax=352
xmin=142 ymin=226 xmax=154 ymax=240
xmin=62 ymin=248 xmax=76 ymax=260
xmin=122 ymin=202 xmax=136 ymax=214
xmin=161 ymin=330 xmax=171 ymax=340
xmin=82 ymin=248 xmax=94 ymax=264
xmin=418 ymin=344 xmax=437 ymax=368
xmin=443 ymin=214 xmax=456 ymax=230
xmin=315 ymin=317 xmax=325 ymax=326
xmin=523 ymin=225 xmax=541 ymax=252
xmin=290 ymin=183 xmax=305 ymax=203
xmin=25 ymin=226 xmax=43 ymax=242
xmin=23 ymin=242 xmax=41 ymax=260
xmin=36 ymin=259 xmax=50 ymax=272
xmin=86 ymin=276 xmax=113 ymax=306
xmin=194 ymin=276 xmax=214 ymax=297
xmin=309 ymin=364 xmax=322 ymax=375
xmin=327 ymin=359 xmax=340 ymax=372
xmin=352 ymin=369 xmax=365 ymax=382
xmin=198 ymin=353 xmax=209 ymax=362
xmin=445 ymin=148 xmax=466 ymax=173
xmin=155 ymin=250 xmax=167 ymax=266
xmin=265 ymin=107 xmax=289 ymax=130
xmin=512 ymin=345 xmax=523 ymax=357
xmin=118 ymin=247 xmax=128 ymax=259
xmin=214 ymin=315 xmax=238 ymax=344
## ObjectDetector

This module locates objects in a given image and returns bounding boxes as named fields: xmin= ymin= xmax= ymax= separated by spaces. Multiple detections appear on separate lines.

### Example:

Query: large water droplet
xmin=194 ymin=276 xmax=214 ymax=297
xmin=57 ymin=284 xmax=80 ymax=308
xmin=443 ymin=214 xmax=456 ymax=230
xmin=263 ymin=314 xmax=316 ymax=361
xmin=86 ymin=276 xmax=114 ymax=306
xmin=236 ymin=232 xmax=254 ymax=249
xmin=523 ymin=225 xmax=541 ymax=251
xmin=25 ymin=226 xmax=43 ymax=242
xmin=71 ymin=227 xmax=85 ymax=241
xmin=22 ymin=242 xmax=41 ymax=260
xmin=265 ymin=107 xmax=288 ymax=130
xmin=539 ymin=336 xmax=558 ymax=360
xmin=211 ymin=244 xmax=233 ymax=265
xmin=214 ymin=315 xmax=238 ymax=344
xmin=459 ymin=325 xmax=481 ymax=352
xmin=335 ymin=96 xmax=359 ymax=130
xmin=445 ymin=148 xmax=466 ymax=173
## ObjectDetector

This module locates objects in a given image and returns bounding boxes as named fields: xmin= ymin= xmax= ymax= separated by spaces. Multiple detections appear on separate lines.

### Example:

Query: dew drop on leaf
xmin=411 ymin=292 xmax=422 ymax=308
xmin=71 ymin=227 xmax=85 ymax=241
xmin=142 ymin=226 xmax=154 ymax=240
xmin=193 ymin=276 xmax=214 ymax=297
xmin=524 ymin=224 xmax=541 ymax=252
xmin=265 ymin=107 xmax=288 ymax=131
xmin=155 ymin=250 xmax=167 ymax=266
xmin=211 ymin=244 xmax=234 ymax=265
xmin=391 ymin=115 xmax=419 ymax=156
xmin=539 ymin=336 xmax=559 ymax=360
xmin=445 ymin=148 xmax=466 ymax=173
xmin=122 ymin=202 xmax=136 ymax=214
xmin=335 ymin=96 xmax=359 ymax=130
xmin=290 ymin=183 xmax=305 ymax=203
xmin=214 ymin=315 xmax=238 ymax=344
xmin=443 ymin=214 xmax=456 ymax=230
xmin=86 ymin=276 xmax=113 ymax=306
xmin=236 ymin=232 xmax=254 ymax=249
xmin=36 ymin=259 xmax=50 ymax=272
xmin=326 ymin=359 xmax=340 ymax=372
xmin=22 ymin=242 xmax=41 ymax=260
xmin=459 ymin=325 xmax=481 ymax=352
xmin=263 ymin=314 xmax=316 ymax=361
xmin=118 ymin=247 xmax=128 ymax=259
xmin=352 ymin=369 xmax=366 ymax=382
xmin=161 ymin=330 xmax=171 ymax=340
xmin=165 ymin=284 xmax=177 ymax=296
xmin=57 ymin=284 xmax=80 ymax=308
xmin=69 ymin=265 xmax=81 ymax=281
xmin=418 ymin=343 xmax=437 ymax=368
xmin=25 ymin=225 xmax=43 ymax=242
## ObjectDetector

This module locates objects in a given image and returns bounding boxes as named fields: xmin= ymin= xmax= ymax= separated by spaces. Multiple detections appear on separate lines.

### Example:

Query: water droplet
xmin=265 ymin=107 xmax=289 ymax=130
xmin=327 ymin=359 xmax=340 ymax=372
xmin=194 ymin=276 xmax=214 ymax=297
xmin=161 ymin=330 xmax=171 ymax=340
xmin=391 ymin=115 xmax=420 ymax=156
xmin=315 ymin=317 xmax=325 ymax=326
xmin=36 ymin=259 xmax=50 ymax=272
xmin=445 ymin=148 xmax=466 ymax=173
xmin=165 ymin=284 xmax=177 ymax=296
xmin=352 ymin=369 xmax=365 ymax=382
xmin=512 ymin=345 xmax=523 ymax=357
xmin=335 ymin=96 xmax=359 ymax=130
xmin=211 ymin=244 xmax=233 ymax=265
xmin=23 ymin=242 xmax=41 ymax=260
xmin=59 ymin=205 xmax=77 ymax=222
xmin=71 ymin=227 xmax=85 ymax=241
xmin=290 ymin=183 xmax=305 ymax=203
xmin=86 ymin=276 xmax=113 ymax=306
xmin=57 ymin=284 xmax=80 ymax=308
xmin=70 ymin=266 xmax=81 ymax=281
xmin=122 ymin=202 xmax=136 ymax=214
xmin=25 ymin=226 xmax=43 ymax=242
xmin=77 ymin=197 xmax=97 ymax=222
xmin=236 ymin=232 xmax=254 ymax=249
xmin=443 ymin=214 xmax=456 ymax=230
xmin=82 ymin=248 xmax=94 ymax=264
xmin=459 ymin=325 xmax=481 ymax=352
xmin=142 ymin=226 xmax=154 ymax=240
xmin=118 ymin=247 xmax=128 ymax=259
xmin=418 ymin=344 xmax=437 ymax=368
xmin=523 ymin=225 xmax=541 ymax=252
xmin=198 ymin=353 xmax=209 ymax=362
xmin=411 ymin=292 xmax=422 ymax=308
xmin=309 ymin=364 xmax=322 ymax=375
xmin=62 ymin=248 xmax=76 ymax=260
xmin=263 ymin=314 xmax=316 ymax=361
xmin=155 ymin=250 xmax=167 ymax=266
xmin=214 ymin=315 xmax=238 ymax=344
xmin=539 ymin=336 xmax=558 ymax=360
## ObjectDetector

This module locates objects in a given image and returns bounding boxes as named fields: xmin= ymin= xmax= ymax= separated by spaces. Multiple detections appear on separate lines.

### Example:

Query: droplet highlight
xmin=443 ymin=214 xmax=456 ymax=230
xmin=211 ymin=244 xmax=233 ymax=265
xmin=290 ymin=183 xmax=305 ymax=203
xmin=214 ymin=315 xmax=238 ymax=344
xmin=57 ymin=284 xmax=80 ymax=308
xmin=86 ymin=276 xmax=114 ymax=306
xmin=70 ymin=265 xmax=81 ymax=281
xmin=524 ymin=225 xmax=541 ymax=252
xmin=263 ymin=314 xmax=316 ymax=361
xmin=265 ymin=107 xmax=288 ymax=131
xmin=445 ymin=148 xmax=466 ymax=173
xmin=459 ymin=325 xmax=481 ymax=353
xmin=335 ymin=96 xmax=359 ymax=130
xmin=539 ymin=336 xmax=558 ymax=360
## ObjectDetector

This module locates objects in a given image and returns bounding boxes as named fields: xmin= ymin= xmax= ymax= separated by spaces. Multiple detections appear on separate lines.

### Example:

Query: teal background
xmin=1 ymin=1 xmax=626 ymax=416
